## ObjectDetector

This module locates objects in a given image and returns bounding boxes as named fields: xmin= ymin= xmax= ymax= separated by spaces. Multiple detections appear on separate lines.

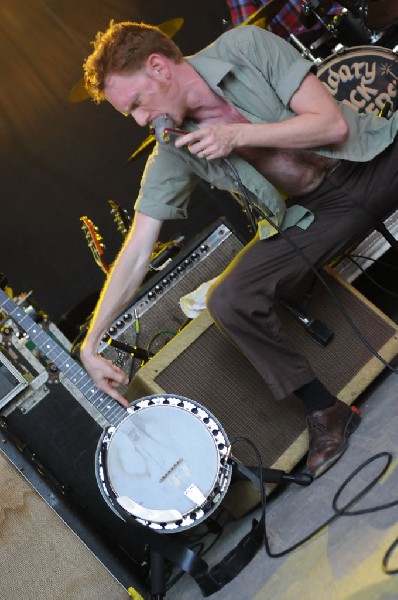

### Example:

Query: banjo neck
xmin=0 ymin=288 xmax=126 ymax=427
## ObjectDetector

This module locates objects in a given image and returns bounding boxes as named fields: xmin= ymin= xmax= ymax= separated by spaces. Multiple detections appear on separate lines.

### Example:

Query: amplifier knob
xmin=108 ymin=326 xmax=117 ymax=335
xmin=176 ymin=265 xmax=184 ymax=273
xmin=162 ymin=278 xmax=169 ymax=286
xmin=191 ymin=252 xmax=199 ymax=261
xmin=116 ymin=320 xmax=124 ymax=328
xmin=200 ymin=244 xmax=208 ymax=252
xmin=183 ymin=259 xmax=191 ymax=267
xmin=154 ymin=284 xmax=162 ymax=292
xmin=148 ymin=291 xmax=156 ymax=299
xmin=123 ymin=313 xmax=132 ymax=321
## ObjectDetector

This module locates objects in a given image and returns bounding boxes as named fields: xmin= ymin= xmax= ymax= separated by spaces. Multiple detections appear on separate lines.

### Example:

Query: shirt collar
xmin=186 ymin=54 xmax=233 ymax=97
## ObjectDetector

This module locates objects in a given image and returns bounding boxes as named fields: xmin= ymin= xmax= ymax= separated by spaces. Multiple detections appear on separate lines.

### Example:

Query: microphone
xmin=150 ymin=114 xmax=188 ymax=144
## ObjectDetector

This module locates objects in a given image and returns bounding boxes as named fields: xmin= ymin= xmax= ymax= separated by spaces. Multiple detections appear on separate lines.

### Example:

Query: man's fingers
xmin=107 ymin=361 xmax=129 ymax=385
xmin=99 ymin=377 xmax=130 ymax=408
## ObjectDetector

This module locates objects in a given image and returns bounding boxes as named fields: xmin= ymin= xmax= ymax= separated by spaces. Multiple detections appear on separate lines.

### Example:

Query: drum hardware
xmin=293 ymin=0 xmax=379 ymax=60
xmin=299 ymin=0 xmax=336 ymax=30
xmin=289 ymin=33 xmax=323 ymax=64
xmin=339 ymin=0 xmax=398 ymax=32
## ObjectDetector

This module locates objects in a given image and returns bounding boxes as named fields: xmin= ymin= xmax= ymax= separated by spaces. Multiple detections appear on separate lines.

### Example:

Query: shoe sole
xmin=306 ymin=409 xmax=362 ymax=479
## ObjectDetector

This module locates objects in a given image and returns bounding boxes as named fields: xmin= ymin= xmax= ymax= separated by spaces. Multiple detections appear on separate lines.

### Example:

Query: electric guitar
xmin=80 ymin=216 xmax=109 ymax=274
xmin=108 ymin=200 xmax=132 ymax=237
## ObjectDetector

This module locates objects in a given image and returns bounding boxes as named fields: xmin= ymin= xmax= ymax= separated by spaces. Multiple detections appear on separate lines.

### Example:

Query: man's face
xmin=104 ymin=59 xmax=184 ymax=128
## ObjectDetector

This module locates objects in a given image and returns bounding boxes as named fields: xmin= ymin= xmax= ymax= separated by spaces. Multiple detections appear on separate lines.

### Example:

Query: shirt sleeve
xmin=134 ymin=144 xmax=201 ymax=220
xmin=236 ymin=26 xmax=316 ymax=107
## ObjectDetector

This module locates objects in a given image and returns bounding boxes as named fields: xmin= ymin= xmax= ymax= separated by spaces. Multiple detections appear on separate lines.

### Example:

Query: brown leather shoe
xmin=305 ymin=399 xmax=361 ymax=478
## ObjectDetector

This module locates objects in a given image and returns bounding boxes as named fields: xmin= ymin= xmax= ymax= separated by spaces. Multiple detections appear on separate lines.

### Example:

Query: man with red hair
xmin=81 ymin=21 xmax=398 ymax=478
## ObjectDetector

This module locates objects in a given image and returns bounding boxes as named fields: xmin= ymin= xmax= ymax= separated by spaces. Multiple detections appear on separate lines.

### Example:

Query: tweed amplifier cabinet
xmin=0 ymin=450 xmax=131 ymax=600
xmin=99 ymin=220 xmax=244 ymax=384
xmin=127 ymin=267 xmax=398 ymax=513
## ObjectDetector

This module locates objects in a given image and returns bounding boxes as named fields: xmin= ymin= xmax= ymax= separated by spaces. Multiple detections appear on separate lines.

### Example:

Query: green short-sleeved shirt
xmin=135 ymin=26 xmax=398 ymax=238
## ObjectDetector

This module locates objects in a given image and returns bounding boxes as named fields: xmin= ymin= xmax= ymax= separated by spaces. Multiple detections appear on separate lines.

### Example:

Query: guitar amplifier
xmin=126 ymin=268 xmax=398 ymax=515
xmin=0 ymin=450 xmax=131 ymax=600
xmin=0 ymin=318 xmax=147 ymax=584
xmin=98 ymin=220 xmax=244 ymax=384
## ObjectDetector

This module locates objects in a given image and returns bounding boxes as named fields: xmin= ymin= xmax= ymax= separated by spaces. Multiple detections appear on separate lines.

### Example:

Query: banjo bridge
xmin=159 ymin=458 xmax=183 ymax=482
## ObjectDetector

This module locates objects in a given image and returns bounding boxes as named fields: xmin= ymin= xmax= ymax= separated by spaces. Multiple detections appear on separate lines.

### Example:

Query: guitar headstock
xmin=108 ymin=199 xmax=132 ymax=237
xmin=80 ymin=216 xmax=109 ymax=274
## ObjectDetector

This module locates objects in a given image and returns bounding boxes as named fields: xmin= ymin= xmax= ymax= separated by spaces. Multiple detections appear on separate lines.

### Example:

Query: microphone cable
xmin=223 ymin=156 xmax=398 ymax=377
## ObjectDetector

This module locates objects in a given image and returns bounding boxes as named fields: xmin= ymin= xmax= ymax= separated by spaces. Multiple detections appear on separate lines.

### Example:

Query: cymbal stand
xmin=289 ymin=32 xmax=323 ymax=64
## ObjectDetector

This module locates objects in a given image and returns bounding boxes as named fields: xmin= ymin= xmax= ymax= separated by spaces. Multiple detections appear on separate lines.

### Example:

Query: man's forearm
xmin=81 ymin=212 xmax=163 ymax=356
xmin=82 ymin=254 xmax=149 ymax=354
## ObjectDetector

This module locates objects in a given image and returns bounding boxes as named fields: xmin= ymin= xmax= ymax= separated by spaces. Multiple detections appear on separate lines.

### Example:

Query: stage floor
xmin=170 ymin=367 xmax=398 ymax=599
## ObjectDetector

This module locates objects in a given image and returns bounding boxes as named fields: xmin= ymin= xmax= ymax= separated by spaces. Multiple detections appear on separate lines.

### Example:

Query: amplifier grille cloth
xmin=101 ymin=227 xmax=243 ymax=382
xmin=151 ymin=271 xmax=397 ymax=466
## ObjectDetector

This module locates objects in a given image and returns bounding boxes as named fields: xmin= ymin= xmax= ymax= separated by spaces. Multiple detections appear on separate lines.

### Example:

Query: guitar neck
xmin=0 ymin=289 xmax=126 ymax=427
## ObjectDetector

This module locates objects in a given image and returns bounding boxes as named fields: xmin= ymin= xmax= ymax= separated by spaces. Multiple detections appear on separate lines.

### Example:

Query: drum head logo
xmin=318 ymin=48 xmax=398 ymax=117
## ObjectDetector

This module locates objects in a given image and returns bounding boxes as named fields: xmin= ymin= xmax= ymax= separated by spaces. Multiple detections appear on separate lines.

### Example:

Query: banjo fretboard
xmin=0 ymin=289 xmax=126 ymax=426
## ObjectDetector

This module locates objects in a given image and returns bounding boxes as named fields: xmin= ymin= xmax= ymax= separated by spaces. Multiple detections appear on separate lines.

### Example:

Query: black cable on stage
xmin=348 ymin=253 xmax=398 ymax=270
xmin=345 ymin=255 xmax=398 ymax=299
xmin=383 ymin=538 xmax=398 ymax=575
xmin=223 ymin=157 xmax=398 ymax=377
xmin=226 ymin=438 xmax=398 ymax=563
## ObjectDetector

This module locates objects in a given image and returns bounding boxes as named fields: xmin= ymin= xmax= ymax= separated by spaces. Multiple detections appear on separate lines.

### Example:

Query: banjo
xmin=0 ymin=287 xmax=232 ymax=533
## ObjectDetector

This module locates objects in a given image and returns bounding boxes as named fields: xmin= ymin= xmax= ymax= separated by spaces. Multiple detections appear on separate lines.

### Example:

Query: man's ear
xmin=146 ymin=54 xmax=170 ymax=79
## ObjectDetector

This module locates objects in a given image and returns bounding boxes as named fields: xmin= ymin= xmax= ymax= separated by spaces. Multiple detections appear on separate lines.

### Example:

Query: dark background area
xmin=1 ymin=0 xmax=242 ymax=330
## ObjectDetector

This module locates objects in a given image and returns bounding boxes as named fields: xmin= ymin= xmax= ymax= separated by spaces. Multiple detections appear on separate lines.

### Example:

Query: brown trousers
xmin=207 ymin=137 xmax=398 ymax=400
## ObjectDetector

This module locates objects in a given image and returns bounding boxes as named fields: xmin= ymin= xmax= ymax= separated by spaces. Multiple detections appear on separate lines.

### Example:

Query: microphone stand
xmin=149 ymin=549 xmax=167 ymax=600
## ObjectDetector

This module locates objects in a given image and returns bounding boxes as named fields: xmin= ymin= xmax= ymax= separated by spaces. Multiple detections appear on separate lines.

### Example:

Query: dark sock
xmin=295 ymin=378 xmax=337 ymax=414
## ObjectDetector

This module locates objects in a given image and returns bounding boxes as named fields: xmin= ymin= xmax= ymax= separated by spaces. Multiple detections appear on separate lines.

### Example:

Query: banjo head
xmin=96 ymin=395 xmax=232 ymax=532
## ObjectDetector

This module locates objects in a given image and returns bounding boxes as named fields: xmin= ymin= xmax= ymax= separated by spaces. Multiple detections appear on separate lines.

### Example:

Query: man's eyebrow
xmin=124 ymin=95 xmax=139 ymax=115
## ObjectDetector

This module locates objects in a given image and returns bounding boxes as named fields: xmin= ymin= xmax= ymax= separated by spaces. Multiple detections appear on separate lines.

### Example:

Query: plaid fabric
xmin=226 ymin=0 xmax=342 ymax=39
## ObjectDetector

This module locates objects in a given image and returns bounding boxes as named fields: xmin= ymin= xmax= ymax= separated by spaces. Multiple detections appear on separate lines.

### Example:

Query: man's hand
xmin=80 ymin=349 xmax=130 ymax=407
xmin=175 ymin=124 xmax=240 ymax=160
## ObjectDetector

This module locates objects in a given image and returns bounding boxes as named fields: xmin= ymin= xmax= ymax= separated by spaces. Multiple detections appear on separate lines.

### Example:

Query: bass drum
xmin=317 ymin=46 xmax=398 ymax=117
xmin=96 ymin=394 xmax=232 ymax=533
